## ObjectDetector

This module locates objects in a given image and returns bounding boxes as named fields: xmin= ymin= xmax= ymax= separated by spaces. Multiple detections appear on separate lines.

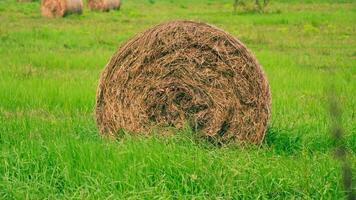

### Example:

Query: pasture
xmin=0 ymin=0 xmax=355 ymax=199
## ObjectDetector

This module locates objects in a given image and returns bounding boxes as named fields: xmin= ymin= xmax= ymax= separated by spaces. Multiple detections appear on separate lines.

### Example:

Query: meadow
xmin=0 ymin=0 xmax=355 ymax=199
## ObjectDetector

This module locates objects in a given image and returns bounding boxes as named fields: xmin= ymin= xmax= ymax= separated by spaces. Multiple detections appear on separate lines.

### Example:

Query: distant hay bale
xmin=95 ymin=20 xmax=271 ymax=144
xmin=41 ymin=0 xmax=83 ymax=17
xmin=88 ymin=0 xmax=120 ymax=11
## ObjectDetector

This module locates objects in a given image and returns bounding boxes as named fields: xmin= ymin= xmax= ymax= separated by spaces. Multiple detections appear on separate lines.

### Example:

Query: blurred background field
xmin=0 ymin=0 xmax=355 ymax=199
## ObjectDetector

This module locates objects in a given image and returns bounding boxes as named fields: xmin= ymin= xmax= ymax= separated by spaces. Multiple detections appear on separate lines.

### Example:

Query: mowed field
xmin=0 ymin=0 xmax=355 ymax=199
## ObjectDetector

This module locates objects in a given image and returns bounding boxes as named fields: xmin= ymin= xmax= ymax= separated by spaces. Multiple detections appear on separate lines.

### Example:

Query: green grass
xmin=0 ymin=0 xmax=355 ymax=199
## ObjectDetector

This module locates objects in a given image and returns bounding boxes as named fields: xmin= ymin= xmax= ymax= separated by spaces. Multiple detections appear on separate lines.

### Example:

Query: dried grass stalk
xmin=88 ymin=0 xmax=120 ymax=11
xmin=95 ymin=20 xmax=271 ymax=144
xmin=41 ymin=0 xmax=83 ymax=17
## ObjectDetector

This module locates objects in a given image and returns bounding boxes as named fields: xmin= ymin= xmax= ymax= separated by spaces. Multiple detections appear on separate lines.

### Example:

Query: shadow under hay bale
xmin=95 ymin=20 xmax=271 ymax=144
xmin=41 ymin=0 xmax=83 ymax=17
xmin=18 ymin=0 xmax=38 ymax=2
xmin=88 ymin=0 xmax=120 ymax=12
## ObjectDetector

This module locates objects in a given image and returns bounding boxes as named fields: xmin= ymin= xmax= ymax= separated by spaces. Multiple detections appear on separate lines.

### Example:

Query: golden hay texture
xmin=95 ymin=20 xmax=271 ymax=144
xmin=88 ymin=0 xmax=120 ymax=11
xmin=41 ymin=0 xmax=83 ymax=17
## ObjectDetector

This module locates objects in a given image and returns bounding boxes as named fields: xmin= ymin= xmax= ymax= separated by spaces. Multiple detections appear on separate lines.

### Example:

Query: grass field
xmin=0 ymin=0 xmax=355 ymax=199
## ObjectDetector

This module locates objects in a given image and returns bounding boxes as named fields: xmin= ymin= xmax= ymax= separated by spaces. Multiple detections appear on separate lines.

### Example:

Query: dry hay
xmin=95 ymin=20 xmax=271 ymax=144
xmin=41 ymin=0 xmax=83 ymax=17
xmin=88 ymin=0 xmax=120 ymax=12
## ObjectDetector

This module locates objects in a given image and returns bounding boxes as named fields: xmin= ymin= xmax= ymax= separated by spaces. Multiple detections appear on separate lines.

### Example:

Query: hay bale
xmin=41 ymin=0 xmax=83 ymax=17
xmin=88 ymin=0 xmax=120 ymax=11
xmin=95 ymin=20 xmax=271 ymax=144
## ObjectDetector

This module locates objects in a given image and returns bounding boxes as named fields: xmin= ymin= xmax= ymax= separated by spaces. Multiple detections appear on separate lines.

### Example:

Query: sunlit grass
xmin=0 ymin=0 xmax=355 ymax=199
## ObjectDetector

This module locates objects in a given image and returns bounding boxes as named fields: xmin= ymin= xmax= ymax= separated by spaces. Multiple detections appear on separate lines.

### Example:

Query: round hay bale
xmin=95 ymin=20 xmax=271 ymax=144
xmin=88 ymin=0 xmax=120 ymax=12
xmin=41 ymin=0 xmax=83 ymax=17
